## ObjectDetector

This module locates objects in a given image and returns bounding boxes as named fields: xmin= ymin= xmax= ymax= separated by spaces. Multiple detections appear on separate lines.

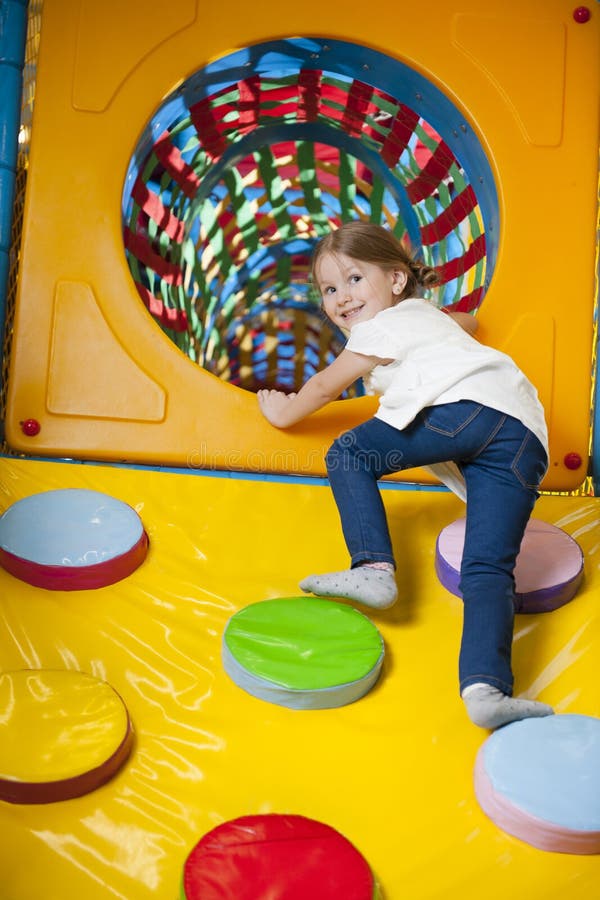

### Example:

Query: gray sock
xmin=299 ymin=568 xmax=397 ymax=610
xmin=462 ymin=683 xmax=555 ymax=730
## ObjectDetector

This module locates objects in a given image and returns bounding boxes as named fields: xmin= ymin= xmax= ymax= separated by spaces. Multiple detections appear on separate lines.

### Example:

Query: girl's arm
xmin=446 ymin=311 xmax=478 ymax=336
xmin=258 ymin=349 xmax=389 ymax=428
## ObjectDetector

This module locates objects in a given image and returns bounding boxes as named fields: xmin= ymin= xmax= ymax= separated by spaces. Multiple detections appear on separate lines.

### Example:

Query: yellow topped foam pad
xmin=0 ymin=669 xmax=133 ymax=803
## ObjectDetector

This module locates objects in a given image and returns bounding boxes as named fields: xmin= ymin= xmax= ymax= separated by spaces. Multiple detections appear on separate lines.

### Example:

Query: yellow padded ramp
xmin=0 ymin=457 xmax=598 ymax=898
xmin=5 ymin=0 xmax=599 ymax=490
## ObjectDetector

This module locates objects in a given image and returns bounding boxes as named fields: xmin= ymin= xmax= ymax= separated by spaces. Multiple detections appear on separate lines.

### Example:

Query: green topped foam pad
xmin=222 ymin=597 xmax=384 ymax=709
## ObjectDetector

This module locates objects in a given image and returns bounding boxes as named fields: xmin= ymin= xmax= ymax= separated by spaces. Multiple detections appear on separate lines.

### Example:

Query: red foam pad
xmin=182 ymin=814 xmax=375 ymax=900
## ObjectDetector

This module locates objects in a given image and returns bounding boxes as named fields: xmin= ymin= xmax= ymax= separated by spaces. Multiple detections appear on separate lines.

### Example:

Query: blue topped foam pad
xmin=475 ymin=714 xmax=600 ymax=853
xmin=0 ymin=489 xmax=148 ymax=589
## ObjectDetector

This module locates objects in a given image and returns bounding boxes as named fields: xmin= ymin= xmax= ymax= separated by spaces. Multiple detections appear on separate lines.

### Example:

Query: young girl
xmin=258 ymin=221 xmax=553 ymax=730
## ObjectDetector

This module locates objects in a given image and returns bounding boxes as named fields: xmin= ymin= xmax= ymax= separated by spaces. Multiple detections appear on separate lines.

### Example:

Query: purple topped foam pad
xmin=435 ymin=518 xmax=583 ymax=613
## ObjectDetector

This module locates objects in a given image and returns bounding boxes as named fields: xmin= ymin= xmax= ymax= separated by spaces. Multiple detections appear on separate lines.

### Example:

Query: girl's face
xmin=316 ymin=252 xmax=407 ymax=332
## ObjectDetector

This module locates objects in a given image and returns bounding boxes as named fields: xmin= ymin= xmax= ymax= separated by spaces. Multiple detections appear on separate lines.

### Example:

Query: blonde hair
xmin=311 ymin=221 xmax=439 ymax=300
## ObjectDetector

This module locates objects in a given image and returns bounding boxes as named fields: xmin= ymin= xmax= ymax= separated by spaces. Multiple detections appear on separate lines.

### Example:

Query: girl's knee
xmin=326 ymin=431 xmax=357 ymax=473
xmin=326 ymin=437 xmax=345 ymax=473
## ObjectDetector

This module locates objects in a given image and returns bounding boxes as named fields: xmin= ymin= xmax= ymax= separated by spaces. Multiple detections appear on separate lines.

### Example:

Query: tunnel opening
xmin=122 ymin=38 xmax=498 ymax=396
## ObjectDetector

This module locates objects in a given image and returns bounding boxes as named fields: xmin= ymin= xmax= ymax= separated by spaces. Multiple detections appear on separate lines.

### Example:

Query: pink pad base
xmin=475 ymin=750 xmax=600 ymax=854
xmin=435 ymin=518 xmax=583 ymax=612
xmin=0 ymin=532 xmax=148 ymax=590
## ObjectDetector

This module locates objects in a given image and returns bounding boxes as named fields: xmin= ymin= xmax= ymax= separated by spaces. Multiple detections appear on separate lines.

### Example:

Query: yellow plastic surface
xmin=4 ymin=0 xmax=599 ymax=490
xmin=0 ymin=670 xmax=129 ymax=783
xmin=0 ymin=457 xmax=598 ymax=899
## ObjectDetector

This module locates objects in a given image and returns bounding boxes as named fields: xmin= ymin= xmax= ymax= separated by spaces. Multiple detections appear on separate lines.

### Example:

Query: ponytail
xmin=404 ymin=257 xmax=439 ymax=297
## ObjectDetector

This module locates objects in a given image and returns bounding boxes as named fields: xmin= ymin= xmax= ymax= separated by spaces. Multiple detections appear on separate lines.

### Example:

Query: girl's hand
xmin=257 ymin=350 xmax=384 ymax=429
xmin=257 ymin=389 xmax=297 ymax=427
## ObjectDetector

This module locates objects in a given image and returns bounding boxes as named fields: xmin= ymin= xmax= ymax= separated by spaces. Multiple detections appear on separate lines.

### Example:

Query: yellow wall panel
xmin=452 ymin=14 xmax=566 ymax=146
xmin=72 ymin=0 xmax=199 ymax=111
xmin=5 ymin=0 xmax=598 ymax=490
xmin=47 ymin=282 xmax=167 ymax=421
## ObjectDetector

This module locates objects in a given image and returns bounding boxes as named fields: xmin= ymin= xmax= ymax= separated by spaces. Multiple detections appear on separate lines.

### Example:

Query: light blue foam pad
xmin=475 ymin=714 xmax=600 ymax=853
xmin=0 ymin=489 xmax=144 ymax=566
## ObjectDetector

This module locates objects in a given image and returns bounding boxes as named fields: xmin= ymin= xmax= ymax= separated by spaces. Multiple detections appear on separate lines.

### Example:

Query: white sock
xmin=462 ymin=682 xmax=554 ymax=730
xmin=299 ymin=567 xmax=397 ymax=610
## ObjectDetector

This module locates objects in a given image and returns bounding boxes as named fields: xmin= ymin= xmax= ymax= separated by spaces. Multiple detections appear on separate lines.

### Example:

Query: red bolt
xmin=573 ymin=6 xmax=591 ymax=23
xmin=563 ymin=452 xmax=583 ymax=470
xmin=20 ymin=418 xmax=41 ymax=436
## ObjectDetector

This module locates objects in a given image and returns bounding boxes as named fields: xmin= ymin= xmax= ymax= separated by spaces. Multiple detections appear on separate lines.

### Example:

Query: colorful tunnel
xmin=121 ymin=39 xmax=496 ymax=395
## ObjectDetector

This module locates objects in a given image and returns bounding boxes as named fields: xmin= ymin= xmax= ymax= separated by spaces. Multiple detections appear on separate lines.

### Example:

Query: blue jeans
xmin=325 ymin=401 xmax=548 ymax=696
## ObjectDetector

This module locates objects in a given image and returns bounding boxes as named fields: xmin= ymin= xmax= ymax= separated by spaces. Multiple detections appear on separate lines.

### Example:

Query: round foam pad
xmin=0 ymin=669 xmax=133 ymax=803
xmin=181 ymin=814 xmax=377 ymax=900
xmin=474 ymin=714 xmax=600 ymax=854
xmin=222 ymin=597 xmax=384 ymax=709
xmin=435 ymin=517 xmax=583 ymax=612
xmin=0 ymin=488 xmax=148 ymax=589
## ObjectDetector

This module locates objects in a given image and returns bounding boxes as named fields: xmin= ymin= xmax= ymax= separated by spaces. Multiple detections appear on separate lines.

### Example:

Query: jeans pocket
xmin=511 ymin=431 xmax=549 ymax=489
xmin=422 ymin=401 xmax=484 ymax=437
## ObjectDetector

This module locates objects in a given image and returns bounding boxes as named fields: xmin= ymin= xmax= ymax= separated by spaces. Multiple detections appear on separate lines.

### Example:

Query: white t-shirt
xmin=345 ymin=299 xmax=548 ymax=501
